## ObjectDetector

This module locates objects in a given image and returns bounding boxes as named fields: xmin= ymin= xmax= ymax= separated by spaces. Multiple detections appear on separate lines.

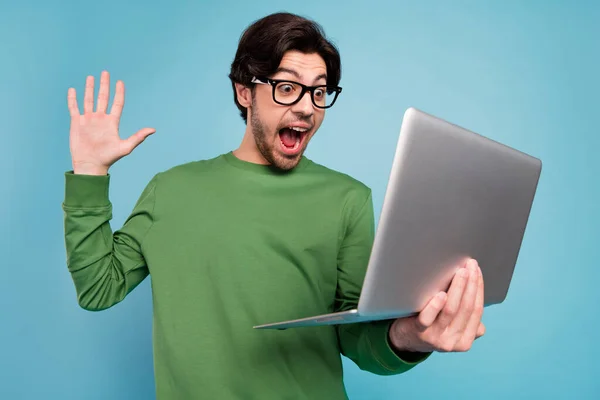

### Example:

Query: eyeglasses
xmin=251 ymin=76 xmax=342 ymax=109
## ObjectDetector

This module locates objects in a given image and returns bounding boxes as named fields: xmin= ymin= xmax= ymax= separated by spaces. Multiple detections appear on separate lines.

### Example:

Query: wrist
xmin=388 ymin=320 xmax=431 ymax=363
xmin=73 ymin=162 xmax=109 ymax=176
xmin=388 ymin=318 xmax=416 ymax=352
xmin=388 ymin=320 xmax=431 ymax=361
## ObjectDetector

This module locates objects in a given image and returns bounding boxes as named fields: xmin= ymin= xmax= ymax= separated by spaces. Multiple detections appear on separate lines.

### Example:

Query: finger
xmin=416 ymin=291 xmax=447 ymax=330
xmin=477 ymin=264 xmax=484 ymax=309
xmin=110 ymin=80 xmax=125 ymax=120
xmin=457 ymin=263 xmax=485 ymax=345
xmin=67 ymin=88 xmax=80 ymax=118
xmin=96 ymin=70 xmax=110 ymax=114
xmin=434 ymin=262 xmax=470 ymax=330
xmin=476 ymin=322 xmax=486 ymax=338
xmin=122 ymin=127 xmax=156 ymax=155
xmin=83 ymin=75 xmax=95 ymax=114
xmin=447 ymin=259 xmax=479 ymax=335
xmin=467 ymin=265 xmax=486 ymax=337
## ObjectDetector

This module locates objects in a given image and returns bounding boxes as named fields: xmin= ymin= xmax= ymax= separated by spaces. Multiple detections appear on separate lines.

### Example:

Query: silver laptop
xmin=254 ymin=107 xmax=542 ymax=330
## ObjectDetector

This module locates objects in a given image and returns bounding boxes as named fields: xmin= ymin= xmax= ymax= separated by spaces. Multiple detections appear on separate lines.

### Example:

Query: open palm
xmin=67 ymin=71 xmax=155 ymax=175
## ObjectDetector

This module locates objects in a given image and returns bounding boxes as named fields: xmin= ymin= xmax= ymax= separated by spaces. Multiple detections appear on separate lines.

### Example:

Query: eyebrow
xmin=273 ymin=67 xmax=328 ymax=85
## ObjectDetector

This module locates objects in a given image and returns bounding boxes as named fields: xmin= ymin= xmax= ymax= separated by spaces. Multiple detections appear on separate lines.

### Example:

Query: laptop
xmin=253 ymin=107 xmax=542 ymax=330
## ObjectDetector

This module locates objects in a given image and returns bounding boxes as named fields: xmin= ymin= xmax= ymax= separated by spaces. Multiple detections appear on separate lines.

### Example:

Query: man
xmin=63 ymin=12 xmax=485 ymax=399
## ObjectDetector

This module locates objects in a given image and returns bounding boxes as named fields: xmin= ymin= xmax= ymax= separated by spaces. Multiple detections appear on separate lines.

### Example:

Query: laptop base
xmin=253 ymin=309 xmax=416 ymax=330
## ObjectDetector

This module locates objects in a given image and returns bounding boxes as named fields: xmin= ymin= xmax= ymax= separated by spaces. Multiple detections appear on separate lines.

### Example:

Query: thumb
xmin=123 ymin=127 xmax=156 ymax=155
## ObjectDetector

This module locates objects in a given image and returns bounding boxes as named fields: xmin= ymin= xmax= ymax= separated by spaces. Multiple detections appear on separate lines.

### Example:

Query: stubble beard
xmin=250 ymin=97 xmax=304 ymax=172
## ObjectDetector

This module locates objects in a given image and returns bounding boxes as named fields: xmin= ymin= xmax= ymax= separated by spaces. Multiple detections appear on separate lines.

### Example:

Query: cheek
xmin=265 ymin=119 xmax=281 ymax=140
xmin=313 ymin=113 xmax=325 ymax=131
xmin=258 ymin=110 xmax=285 ymax=137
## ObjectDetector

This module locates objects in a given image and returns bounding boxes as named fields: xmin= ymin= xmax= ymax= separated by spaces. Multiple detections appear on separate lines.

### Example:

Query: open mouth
xmin=278 ymin=126 xmax=309 ymax=155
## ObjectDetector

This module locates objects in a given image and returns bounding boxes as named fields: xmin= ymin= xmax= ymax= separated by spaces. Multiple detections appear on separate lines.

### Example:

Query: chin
xmin=270 ymin=151 xmax=303 ymax=171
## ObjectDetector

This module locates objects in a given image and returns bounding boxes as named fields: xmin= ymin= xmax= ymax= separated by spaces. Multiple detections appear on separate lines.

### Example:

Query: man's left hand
xmin=389 ymin=258 xmax=486 ymax=353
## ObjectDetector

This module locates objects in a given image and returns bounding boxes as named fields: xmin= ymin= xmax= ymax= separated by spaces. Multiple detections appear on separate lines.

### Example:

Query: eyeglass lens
xmin=274 ymin=81 xmax=337 ymax=107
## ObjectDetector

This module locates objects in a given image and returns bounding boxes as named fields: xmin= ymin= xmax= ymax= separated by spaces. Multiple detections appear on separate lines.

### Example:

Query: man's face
xmin=248 ymin=51 xmax=328 ymax=171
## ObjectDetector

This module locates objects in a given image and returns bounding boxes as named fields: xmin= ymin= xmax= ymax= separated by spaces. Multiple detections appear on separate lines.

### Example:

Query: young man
xmin=63 ymin=12 xmax=485 ymax=399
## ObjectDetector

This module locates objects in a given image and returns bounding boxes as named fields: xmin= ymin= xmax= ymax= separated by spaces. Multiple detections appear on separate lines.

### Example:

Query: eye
xmin=276 ymin=83 xmax=296 ymax=96
xmin=313 ymin=88 xmax=326 ymax=99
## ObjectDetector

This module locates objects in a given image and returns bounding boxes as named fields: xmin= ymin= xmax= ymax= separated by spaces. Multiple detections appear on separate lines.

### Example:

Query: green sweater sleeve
xmin=62 ymin=171 xmax=158 ymax=311
xmin=335 ymin=189 xmax=431 ymax=375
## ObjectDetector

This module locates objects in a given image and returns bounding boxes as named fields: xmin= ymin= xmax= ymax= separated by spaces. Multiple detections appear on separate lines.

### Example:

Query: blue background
xmin=1 ymin=0 xmax=598 ymax=398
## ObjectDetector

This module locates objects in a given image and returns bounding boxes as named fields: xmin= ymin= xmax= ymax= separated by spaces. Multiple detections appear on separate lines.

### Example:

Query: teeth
xmin=289 ymin=126 xmax=308 ymax=132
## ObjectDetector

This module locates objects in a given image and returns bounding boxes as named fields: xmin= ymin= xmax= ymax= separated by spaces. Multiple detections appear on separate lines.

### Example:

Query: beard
xmin=250 ymin=96 xmax=307 ymax=171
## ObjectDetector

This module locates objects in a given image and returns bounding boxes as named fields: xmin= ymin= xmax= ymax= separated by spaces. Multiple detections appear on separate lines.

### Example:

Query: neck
xmin=233 ymin=123 xmax=269 ymax=165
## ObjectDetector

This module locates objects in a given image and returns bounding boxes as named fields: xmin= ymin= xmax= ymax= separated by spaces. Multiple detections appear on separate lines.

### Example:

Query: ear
xmin=235 ymin=83 xmax=252 ymax=108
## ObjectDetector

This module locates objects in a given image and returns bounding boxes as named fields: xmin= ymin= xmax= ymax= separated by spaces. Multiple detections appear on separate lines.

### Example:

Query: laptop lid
xmin=356 ymin=107 xmax=542 ymax=319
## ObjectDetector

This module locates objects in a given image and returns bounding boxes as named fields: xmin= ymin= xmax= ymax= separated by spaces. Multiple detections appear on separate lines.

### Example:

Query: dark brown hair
xmin=229 ymin=12 xmax=342 ymax=123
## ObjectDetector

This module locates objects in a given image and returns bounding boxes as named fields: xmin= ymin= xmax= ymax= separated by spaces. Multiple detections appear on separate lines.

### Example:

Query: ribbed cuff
xmin=370 ymin=320 xmax=432 ymax=370
xmin=63 ymin=170 xmax=111 ymax=208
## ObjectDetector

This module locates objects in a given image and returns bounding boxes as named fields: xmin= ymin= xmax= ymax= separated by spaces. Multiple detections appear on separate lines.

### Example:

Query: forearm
xmin=64 ymin=204 xmax=141 ymax=311
xmin=62 ymin=171 xmax=152 ymax=311
xmin=334 ymin=188 xmax=431 ymax=374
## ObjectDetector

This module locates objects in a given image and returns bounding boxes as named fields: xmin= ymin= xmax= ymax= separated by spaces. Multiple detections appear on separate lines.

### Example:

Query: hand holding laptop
xmin=388 ymin=258 xmax=486 ymax=353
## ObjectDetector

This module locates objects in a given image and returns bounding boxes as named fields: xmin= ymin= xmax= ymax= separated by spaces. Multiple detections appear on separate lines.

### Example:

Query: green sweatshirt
xmin=62 ymin=151 xmax=429 ymax=399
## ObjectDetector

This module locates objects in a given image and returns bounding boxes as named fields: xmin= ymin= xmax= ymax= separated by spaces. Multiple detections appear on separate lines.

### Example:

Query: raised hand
xmin=67 ymin=71 xmax=156 ymax=175
xmin=389 ymin=258 xmax=486 ymax=353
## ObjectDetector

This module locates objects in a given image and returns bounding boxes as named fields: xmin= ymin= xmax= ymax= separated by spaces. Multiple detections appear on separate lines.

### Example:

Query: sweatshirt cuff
xmin=63 ymin=170 xmax=111 ymax=208
xmin=369 ymin=320 xmax=432 ymax=371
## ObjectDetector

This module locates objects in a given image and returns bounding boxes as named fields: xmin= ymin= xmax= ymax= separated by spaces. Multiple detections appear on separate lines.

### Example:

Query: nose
xmin=290 ymin=90 xmax=314 ymax=117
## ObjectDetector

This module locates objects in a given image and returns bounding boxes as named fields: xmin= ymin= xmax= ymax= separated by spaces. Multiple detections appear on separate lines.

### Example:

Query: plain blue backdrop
xmin=1 ymin=0 xmax=599 ymax=398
